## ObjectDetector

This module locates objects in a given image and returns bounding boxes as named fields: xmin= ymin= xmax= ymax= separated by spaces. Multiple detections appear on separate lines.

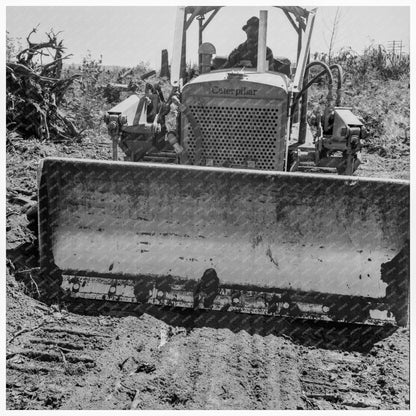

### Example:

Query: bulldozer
xmin=38 ymin=6 xmax=409 ymax=326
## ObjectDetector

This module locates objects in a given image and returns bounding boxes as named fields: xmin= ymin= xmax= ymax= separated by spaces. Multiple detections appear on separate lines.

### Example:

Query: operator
xmin=222 ymin=16 xmax=274 ymax=69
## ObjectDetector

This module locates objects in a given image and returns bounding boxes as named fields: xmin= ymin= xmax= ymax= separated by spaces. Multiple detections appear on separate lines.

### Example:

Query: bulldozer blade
xmin=38 ymin=157 xmax=409 ymax=326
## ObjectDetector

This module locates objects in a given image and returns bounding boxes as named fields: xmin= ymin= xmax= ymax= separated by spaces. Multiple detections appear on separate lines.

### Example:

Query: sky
xmin=6 ymin=5 xmax=410 ymax=69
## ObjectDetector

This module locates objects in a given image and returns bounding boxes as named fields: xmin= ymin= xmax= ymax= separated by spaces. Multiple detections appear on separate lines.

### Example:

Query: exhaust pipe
xmin=257 ymin=10 xmax=268 ymax=72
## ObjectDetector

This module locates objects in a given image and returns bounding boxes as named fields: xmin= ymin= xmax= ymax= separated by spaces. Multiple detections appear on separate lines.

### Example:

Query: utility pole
xmin=387 ymin=40 xmax=403 ymax=61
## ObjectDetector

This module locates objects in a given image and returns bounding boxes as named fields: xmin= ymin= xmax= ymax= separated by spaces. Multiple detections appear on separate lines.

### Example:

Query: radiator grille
xmin=184 ymin=105 xmax=281 ymax=170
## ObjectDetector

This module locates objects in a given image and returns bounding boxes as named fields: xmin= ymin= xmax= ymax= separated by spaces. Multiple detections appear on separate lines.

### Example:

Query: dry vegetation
xmin=6 ymin=30 xmax=152 ymax=145
xmin=334 ymin=45 xmax=409 ymax=160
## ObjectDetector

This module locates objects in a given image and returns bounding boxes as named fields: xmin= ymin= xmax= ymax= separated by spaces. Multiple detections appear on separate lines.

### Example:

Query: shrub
xmin=333 ymin=45 xmax=409 ymax=82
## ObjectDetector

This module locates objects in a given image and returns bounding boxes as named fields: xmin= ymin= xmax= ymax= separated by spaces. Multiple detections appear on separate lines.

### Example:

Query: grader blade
xmin=38 ymin=158 xmax=409 ymax=326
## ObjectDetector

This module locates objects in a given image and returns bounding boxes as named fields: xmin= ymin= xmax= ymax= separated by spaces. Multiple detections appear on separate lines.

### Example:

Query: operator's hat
xmin=242 ymin=16 xmax=259 ymax=31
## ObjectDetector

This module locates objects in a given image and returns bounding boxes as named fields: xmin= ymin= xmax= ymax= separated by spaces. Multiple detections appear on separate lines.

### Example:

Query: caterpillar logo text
xmin=210 ymin=86 xmax=258 ymax=96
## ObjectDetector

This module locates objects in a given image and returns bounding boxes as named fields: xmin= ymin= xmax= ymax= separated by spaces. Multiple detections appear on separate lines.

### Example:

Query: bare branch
xmin=328 ymin=8 xmax=341 ymax=64
xmin=26 ymin=24 xmax=40 ymax=46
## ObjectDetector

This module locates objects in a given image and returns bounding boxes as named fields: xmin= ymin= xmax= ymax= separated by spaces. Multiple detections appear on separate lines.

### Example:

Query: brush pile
xmin=6 ymin=27 xmax=81 ymax=142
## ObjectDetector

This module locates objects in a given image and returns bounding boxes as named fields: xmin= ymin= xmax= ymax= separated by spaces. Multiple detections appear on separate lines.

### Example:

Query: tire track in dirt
xmin=7 ymin=298 xmax=409 ymax=410
xmin=197 ymin=329 xmax=253 ymax=409
xmin=296 ymin=327 xmax=410 ymax=410
xmin=243 ymin=331 xmax=304 ymax=409
xmin=147 ymin=323 xmax=305 ymax=409
xmin=59 ymin=314 xmax=161 ymax=410
xmin=134 ymin=327 xmax=253 ymax=409
xmin=80 ymin=314 xmax=307 ymax=410
xmin=6 ymin=304 xmax=116 ymax=410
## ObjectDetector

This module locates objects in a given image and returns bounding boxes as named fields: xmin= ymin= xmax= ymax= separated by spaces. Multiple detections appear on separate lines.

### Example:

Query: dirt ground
xmin=6 ymin=132 xmax=410 ymax=410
